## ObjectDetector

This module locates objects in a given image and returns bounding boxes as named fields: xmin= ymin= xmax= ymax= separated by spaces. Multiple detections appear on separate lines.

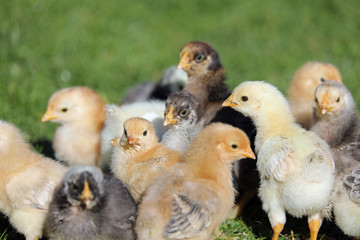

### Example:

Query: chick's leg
xmin=272 ymin=223 xmax=284 ymax=240
xmin=308 ymin=213 xmax=322 ymax=240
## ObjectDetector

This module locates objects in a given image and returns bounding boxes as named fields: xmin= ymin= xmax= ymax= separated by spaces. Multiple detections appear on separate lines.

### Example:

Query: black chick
xmin=44 ymin=165 xmax=137 ymax=240
xmin=121 ymin=65 xmax=188 ymax=104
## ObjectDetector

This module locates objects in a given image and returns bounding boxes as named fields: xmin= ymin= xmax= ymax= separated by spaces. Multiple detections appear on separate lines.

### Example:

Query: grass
xmin=1 ymin=0 xmax=360 ymax=239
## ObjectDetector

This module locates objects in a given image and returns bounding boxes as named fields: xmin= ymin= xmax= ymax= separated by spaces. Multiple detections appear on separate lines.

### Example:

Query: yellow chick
xmin=42 ymin=86 xmax=106 ymax=166
xmin=135 ymin=123 xmax=255 ymax=240
xmin=0 ymin=120 xmax=67 ymax=240
xmin=223 ymin=81 xmax=335 ymax=240
xmin=110 ymin=117 xmax=182 ymax=202
xmin=287 ymin=61 xmax=342 ymax=129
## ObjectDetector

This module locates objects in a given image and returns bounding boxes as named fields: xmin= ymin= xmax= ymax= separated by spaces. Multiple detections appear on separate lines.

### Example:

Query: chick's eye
xmin=231 ymin=144 xmax=238 ymax=149
xmin=336 ymin=97 xmax=340 ymax=103
xmin=180 ymin=109 xmax=188 ymax=117
xmin=320 ymin=78 xmax=326 ymax=82
xmin=124 ymin=129 xmax=128 ymax=137
xmin=143 ymin=130 xmax=147 ymax=136
xmin=241 ymin=96 xmax=248 ymax=102
xmin=194 ymin=54 xmax=205 ymax=63
xmin=61 ymin=108 xmax=68 ymax=113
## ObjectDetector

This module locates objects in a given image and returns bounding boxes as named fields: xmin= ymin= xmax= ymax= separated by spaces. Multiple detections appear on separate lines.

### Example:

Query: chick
xmin=287 ymin=61 xmax=342 ymax=129
xmin=0 ymin=120 xmax=67 ymax=240
xmin=223 ymin=81 xmax=335 ymax=240
xmin=311 ymin=81 xmax=360 ymax=238
xmin=135 ymin=123 xmax=255 ymax=240
xmin=122 ymin=65 xmax=188 ymax=104
xmin=44 ymin=165 xmax=137 ymax=240
xmin=178 ymin=41 xmax=258 ymax=215
xmin=110 ymin=117 xmax=182 ymax=202
xmin=42 ymin=86 xmax=106 ymax=166
xmin=161 ymin=91 xmax=205 ymax=153
xmin=99 ymin=101 xmax=166 ymax=170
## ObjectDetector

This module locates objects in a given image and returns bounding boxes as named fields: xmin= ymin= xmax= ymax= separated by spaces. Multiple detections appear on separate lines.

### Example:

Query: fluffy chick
xmin=0 ymin=120 xmax=67 ymax=240
xmin=223 ymin=81 xmax=335 ymax=240
xmin=42 ymin=86 xmax=106 ymax=166
xmin=99 ymin=101 xmax=166 ymax=170
xmin=44 ymin=165 xmax=137 ymax=240
xmin=122 ymin=65 xmax=188 ymax=104
xmin=287 ymin=61 xmax=342 ymax=129
xmin=161 ymin=91 xmax=205 ymax=153
xmin=110 ymin=117 xmax=182 ymax=202
xmin=311 ymin=81 xmax=360 ymax=238
xmin=135 ymin=123 xmax=255 ymax=240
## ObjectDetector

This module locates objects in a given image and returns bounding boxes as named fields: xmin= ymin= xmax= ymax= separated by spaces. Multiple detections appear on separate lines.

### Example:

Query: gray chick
xmin=311 ymin=80 xmax=360 ymax=238
xmin=161 ymin=91 xmax=205 ymax=153
xmin=44 ymin=165 xmax=137 ymax=240
xmin=121 ymin=66 xmax=188 ymax=104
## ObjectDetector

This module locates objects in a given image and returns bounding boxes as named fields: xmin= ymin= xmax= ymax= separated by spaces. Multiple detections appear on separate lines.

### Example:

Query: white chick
xmin=99 ymin=101 xmax=167 ymax=170
xmin=287 ymin=61 xmax=342 ymax=129
xmin=42 ymin=86 xmax=106 ymax=166
xmin=223 ymin=81 xmax=335 ymax=240
xmin=0 ymin=120 xmax=67 ymax=240
xmin=311 ymin=80 xmax=360 ymax=238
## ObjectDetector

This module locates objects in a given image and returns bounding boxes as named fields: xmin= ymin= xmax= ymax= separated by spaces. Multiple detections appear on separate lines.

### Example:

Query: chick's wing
xmin=257 ymin=136 xmax=296 ymax=182
xmin=343 ymin=169 xmax=360 ymax=204
xmin=165 ymin=194 xmax=212 ymax=239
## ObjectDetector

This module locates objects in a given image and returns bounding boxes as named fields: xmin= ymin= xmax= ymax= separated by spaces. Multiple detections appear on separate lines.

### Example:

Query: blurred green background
xmin=1 ymin=0 xmax=360 ymax=141
xmin=1 ymin=0 xmax=360 ymax=239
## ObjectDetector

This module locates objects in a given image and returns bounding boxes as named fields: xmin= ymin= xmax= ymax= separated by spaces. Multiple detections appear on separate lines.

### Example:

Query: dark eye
xmin=336 ymin=97 xmax=340 ymax=103
xmin=315 ymin=98 xmax=318 ymax=103
xmin=61 ymin=108 xmax=68 ymax=112
xmin=320 ymin=78 xmax=326 ymax=82
xmin=143 ymin=130 xmax=147 ymax=136
xmin=194 ymin=54 xmax=205 ymax=63
xmin=124 ymin=129 xmax=128 ymax=137
xmin=180 ymin=109 xmax=188 ymax=117
xmin=231 ymin=144 xmax=238 ymax=149
xmin=241 ymin=96 xmax=248 ymax=102
xmin=72 ymin=183 xmax=78 ymax=191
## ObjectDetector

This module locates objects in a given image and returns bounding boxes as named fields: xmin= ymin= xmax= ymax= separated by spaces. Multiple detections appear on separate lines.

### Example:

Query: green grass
xmin=1 ymin=0 xmax=360 ymax=239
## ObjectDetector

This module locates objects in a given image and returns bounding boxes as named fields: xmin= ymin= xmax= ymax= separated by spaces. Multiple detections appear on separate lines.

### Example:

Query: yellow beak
xmin=320 ymin=92 xmax=333 ymax=114
xmin=164 ymin=106 xmax=179 ymax=126
xmin=177 ymin=51 xmax=191 ymax=70
xmin=111 ymin=137 xmax=121 ymax=146
xmin=80 ymin=181 xmax=93 ymax=204
xmin=41 ymin=109 xmax=58 ymax=122
xmin=222 ymin=94 xmax=238 ymax=107
xmin=242 ymin=146 xmax=256 ymax=160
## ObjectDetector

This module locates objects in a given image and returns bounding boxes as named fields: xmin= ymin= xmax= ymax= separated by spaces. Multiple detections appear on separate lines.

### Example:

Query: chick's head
xmin=289 ymin=61 xmax=342 ymax=98
xmin=41 ymin=87 xmax=105 ymax=125
xmin=113 ymin=117 xmax=158 ymax=153
xmin=164 ymin=91 xmax=204 ymax=127
xmin=63 ymin=165 xmax=104 ymax=210
xmin=313 ymin=80 xmax=355 ymax=118
xmin=223 ymin=81 xmax=292 ymax=123
xmin=178 ymin=41 xmax=222 ymax=77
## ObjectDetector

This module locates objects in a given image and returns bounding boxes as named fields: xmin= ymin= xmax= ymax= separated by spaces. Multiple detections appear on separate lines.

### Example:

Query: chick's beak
xmin=164 ymin=106 xmax=179 ymax=126
xmin=320 ymin=92 xmax=333 ymax=114
xmin=128 ymin=135 xmax=140 ymax=146
xmin=242 ymin=146 xmax=256 ymax=160
xmin=41 ymin=109 xmax=58 ymax=122
xmin=222 ymin=94 xmax=238 ymax=107
xmin=80 ymin=181 xmax=93 ymax=206
xmin=177 ymin=51 xmax=191 ymax=70
xmin=111 ymin=137 xmax=121 ymax=146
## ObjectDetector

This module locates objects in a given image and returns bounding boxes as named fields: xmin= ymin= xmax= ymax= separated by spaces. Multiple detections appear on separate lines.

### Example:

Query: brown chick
xmin=110 ymin=117 xmax=182 ymax=202
xmin=0 ymin=120 xmax=67 ymax=240
xmin=178 ymin=41 xmax=229 ymax=123
xmin=287 ymin=61 xmax=342 ymax=129
xmin=42 ymin=86 xmax=106 ymax=166
xmin=135 ymin=123 xmax=255 ymax=240
xmin=178 ymin=41 xmax=258 ymax=216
